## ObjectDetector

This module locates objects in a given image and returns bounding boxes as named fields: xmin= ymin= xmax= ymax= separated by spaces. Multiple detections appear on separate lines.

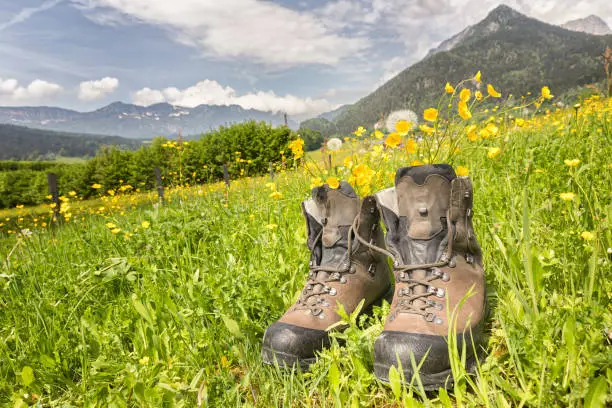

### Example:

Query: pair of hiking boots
xmin=261 ymin=164 xmax=487 ymax=389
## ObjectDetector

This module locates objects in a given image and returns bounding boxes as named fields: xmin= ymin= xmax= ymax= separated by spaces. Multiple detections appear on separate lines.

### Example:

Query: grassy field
xmin=0 ymin=92 xmax=611 ymax=407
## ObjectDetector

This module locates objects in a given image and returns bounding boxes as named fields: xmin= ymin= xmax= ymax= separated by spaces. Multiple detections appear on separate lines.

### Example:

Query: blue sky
xmin=0 ymin=0 xmax=610 ymax=119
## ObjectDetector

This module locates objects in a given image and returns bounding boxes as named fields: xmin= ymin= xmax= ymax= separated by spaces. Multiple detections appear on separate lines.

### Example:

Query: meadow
xmin=0 ymin=80 xmax=611 ymax=407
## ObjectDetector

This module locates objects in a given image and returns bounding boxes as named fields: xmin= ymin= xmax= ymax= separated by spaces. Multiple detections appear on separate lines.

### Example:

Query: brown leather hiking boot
xmin=360 ymin=164 xmax=488 ymax=389
xmin=262 ymin=182 xmax=393 ymax=369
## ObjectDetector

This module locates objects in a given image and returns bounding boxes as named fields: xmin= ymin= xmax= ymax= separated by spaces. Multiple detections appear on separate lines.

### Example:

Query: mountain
xmin=321 ymin=5 xmax=612 ymax=134
xmin=0 ymin=123 xmax=142 ymax=160
xmin=317 ymin=104 xmax=349 ymax=122
xmin=0 ymin=102 xmax=296 ymax=139
xmin=562 ymin=15 xmax=612 ymax=35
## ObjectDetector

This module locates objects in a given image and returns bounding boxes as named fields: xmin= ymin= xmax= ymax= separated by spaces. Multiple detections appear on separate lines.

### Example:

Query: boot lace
xmin=353 ymin=214 xmax=454 ymax=323
xmin=294 ymin=220 xmax=364 ymax=316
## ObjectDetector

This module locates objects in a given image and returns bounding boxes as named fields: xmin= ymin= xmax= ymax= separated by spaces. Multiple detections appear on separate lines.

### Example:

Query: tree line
xmin=0 ymin=121 xmax=296 ymax=209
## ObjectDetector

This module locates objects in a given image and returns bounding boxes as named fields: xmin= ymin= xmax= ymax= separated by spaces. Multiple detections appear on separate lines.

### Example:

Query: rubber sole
xmin=261 ymin=284 xmax=394 ymax=369
xmin=374 ymin=351 xmax=480 ymax=390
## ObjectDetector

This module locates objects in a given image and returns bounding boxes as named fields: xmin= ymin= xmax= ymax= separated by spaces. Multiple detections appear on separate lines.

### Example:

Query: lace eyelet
xmin=329 ymin=287 xmax=337 ymax=296
xmin=425 ymin=312 xmax=436 ymax=322
xmin=340 ymin=276 xmax=348 ymax=284
xmin=367 ymin=264 xmax=376 ymax=276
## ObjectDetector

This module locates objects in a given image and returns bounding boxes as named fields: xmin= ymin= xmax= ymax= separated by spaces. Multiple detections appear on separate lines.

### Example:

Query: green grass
xmin=1 ymin=100 xmax=611 ymax=407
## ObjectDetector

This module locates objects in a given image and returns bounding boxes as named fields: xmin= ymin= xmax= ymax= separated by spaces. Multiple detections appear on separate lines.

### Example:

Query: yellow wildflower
xmin=352 ymin=164 xmax=375 ymax=187
xmin=288 ymin=138 xmax=305 ymax=159
xmin=326 ymin=177 xmax=340 ymax=189
xmin=559 ymin=192 xmax=575 ymax=201
xmin=405 ymin=138 xmax=417 ymax=154
xmin=269 ymin=191 xmax=283 ymax=200
xmin=466 ymin=125 xmax=479 ymax=141
xmin=385 ymin=132 xmax=401 ymax=148
xmin=474 ymin=71 xmax=482 ymax=83
xmin=460 ymin=89 xmax=471 ymax=103
xmin=411 ymin=159 xmax=424 ymax=166
xmin=486 ymin=123 xmax=499 ymax=136
xmin=92 ymin=183 xmax=102 ymax=189
xmin=343 ymin=156 xmax=353 ymax=169
xmin=68 ymin=191 xmax=77 ymax=197
xmin=456 ymin=166 xmax=469 ymax=176
xmin=564 ymin=159 xmax=581 ymax=167
xmin=423 ymin=108 xmax=439 ymax=122
xmin=310 ymin=177 xmax=324 ymax=189
xmin=580 ymin=231 xmax=595 ymax=241
xmin=141 ymin=221 xmax=151 ymax=229
xmin=458 ymin=101 xmax=472 ymax=120
xmin=475 ymin=90 xmax=483 ymax=101
xmin=515 ymin=118 xmax=525 ymax=127
xmin=419 ymin=124 xmax=434 ymax=135
xmin=487 ymin=147 xmax=501 ymax=159
xmin=373 ymin=130 xmax=384 ymax=139
xmin=111 ymin=228 xmax=122 ymax=234
xmin=541 ymin=86 xmax=554 ymax=100
xmin=353 ymin=126 xmax=367 ymax=137
xmin=487 ymin=84 xmax=501 ymax=98
xmin=105 ymin=222 xmax=116 ymax=229
xmin=395 ymin=120 xmax=411 ymax=136
xmin=265 ymin=224 xmax=278 ymax=230
xmin=445 ymin=82 xmax=455 ymax=94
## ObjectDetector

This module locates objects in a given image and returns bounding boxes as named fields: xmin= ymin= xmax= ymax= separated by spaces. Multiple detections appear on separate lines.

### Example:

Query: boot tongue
xmin=393 ymin=165 xmax=456 ymax=308
xmin=312 ymin=181 xmax=359 ymax=268
xmin=394 ymin=165 xmax=455 ymax=241
xmin=394 ymin=164 xmax=456 ymax=186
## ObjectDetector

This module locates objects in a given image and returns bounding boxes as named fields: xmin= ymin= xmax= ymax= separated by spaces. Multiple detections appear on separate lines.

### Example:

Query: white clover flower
xmin=327 ymin=138 xmax=343 ymax=151
xmin=385 ymin=110 xmax=418 ymax=133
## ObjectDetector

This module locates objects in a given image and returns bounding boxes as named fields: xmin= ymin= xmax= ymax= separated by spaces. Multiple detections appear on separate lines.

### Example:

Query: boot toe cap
xmin=373 ymin=328 xmax=486 ymax=389
xmin=374 ymin=331 xmax=452 ymax=379
xmin=262 ymin=322 xmax=330 ymax=368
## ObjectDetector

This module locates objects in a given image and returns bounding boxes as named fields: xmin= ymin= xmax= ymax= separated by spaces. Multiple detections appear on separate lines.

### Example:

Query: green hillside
xmin=0 ymin=123 xmax=142 ymax=160
xmin=317 ymin=6 xmax=612 ymax=134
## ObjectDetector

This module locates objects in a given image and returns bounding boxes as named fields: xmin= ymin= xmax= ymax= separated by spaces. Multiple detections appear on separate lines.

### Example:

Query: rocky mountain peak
xmin=561 ymin=15 xmax=612 ymax=35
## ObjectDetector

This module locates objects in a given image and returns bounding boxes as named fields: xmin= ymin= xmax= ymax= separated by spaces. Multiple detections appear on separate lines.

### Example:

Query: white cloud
xmin=78 ymin=76 xmax=119 ymax=101
xmin=0 ymin=78 xmax=63 ymax=103
xmin=72 ymin=0 xmax=368 ymax=67
xmin=132 ymin=79 xmax=335 ymax=117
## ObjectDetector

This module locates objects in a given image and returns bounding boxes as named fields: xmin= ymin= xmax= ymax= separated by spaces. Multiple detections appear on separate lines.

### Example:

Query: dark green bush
xmin=0 ymin=121 xmax=295 ymax=208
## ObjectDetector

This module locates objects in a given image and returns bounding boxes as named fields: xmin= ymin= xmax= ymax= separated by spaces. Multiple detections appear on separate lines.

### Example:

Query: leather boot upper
xmin=375 ymin=165 xmax=486 ymax=337
xmin=277 ymin=182 xmax=391 ymax=331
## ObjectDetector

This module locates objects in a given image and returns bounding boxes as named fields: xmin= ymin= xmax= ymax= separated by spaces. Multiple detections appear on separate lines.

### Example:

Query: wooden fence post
xmin=223 ymin=164 xmax=230 ymax=188
xmin=47 ymin=173 xmax=61 ymax=222
xmin=154 ymin=166 xmax=165 ymax=204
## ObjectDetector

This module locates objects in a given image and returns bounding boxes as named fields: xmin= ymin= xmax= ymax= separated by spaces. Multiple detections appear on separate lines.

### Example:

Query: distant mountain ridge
xmin=562 ymin=15 xmax=611 ymax=35
xmin=0 ymin=102 xmax=296 ymax=139
xmin=309 ymin=5 xmax=612 ymax=135
xmin=0 ymin=123 xmax=141 ymax=160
